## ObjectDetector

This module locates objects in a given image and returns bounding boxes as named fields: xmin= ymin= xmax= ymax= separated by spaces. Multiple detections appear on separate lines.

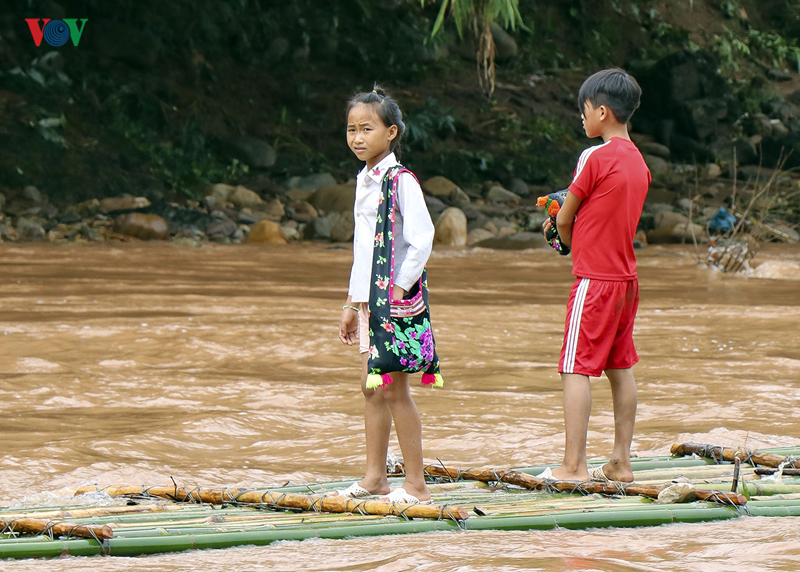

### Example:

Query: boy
xmin=542 ymin=68 xmax=651 ymax=482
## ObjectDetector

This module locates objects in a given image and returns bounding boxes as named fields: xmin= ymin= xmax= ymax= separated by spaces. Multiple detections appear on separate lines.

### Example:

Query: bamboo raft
xmin=2 ymin=442 xmax=800 ymax=560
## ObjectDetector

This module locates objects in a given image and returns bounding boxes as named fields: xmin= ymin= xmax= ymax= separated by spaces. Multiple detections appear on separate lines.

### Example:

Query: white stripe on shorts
xmin=563 ymin=278 xmax=590 ymax=374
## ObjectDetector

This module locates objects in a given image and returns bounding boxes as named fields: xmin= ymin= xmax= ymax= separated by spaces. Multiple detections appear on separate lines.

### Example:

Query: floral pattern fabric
xmin=365 ymin=166 xmax=443 ymax=390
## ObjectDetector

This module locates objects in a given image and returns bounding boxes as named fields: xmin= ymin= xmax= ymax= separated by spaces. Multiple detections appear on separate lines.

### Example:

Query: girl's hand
xmin=339 ymin=307 xmax=359 ymax=345
xmin=392 ymin=285 xmax=406 ymax=301
xmin=542 ymin=218 xmax=553 ymax=235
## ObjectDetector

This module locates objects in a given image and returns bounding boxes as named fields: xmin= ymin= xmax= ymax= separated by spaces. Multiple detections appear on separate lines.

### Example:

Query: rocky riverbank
xmin=3 ymin=142 xmax=798 ymax=250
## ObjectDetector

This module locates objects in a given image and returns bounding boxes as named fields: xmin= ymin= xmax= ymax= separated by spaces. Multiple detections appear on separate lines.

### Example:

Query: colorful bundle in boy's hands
xmin=537 ymin=190 xmax=571 ymax=256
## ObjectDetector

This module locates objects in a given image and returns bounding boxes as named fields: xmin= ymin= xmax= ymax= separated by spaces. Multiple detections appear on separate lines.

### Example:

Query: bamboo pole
xmin=4 ymin=499 xmax=800 ymax=560
xmin=1 ymin=517 xmax=113 ymax=540
xmin=0 ymin=504 xmax=175 ymax=521
xmin=743 ymin=482 xmax=800 ymax=496
xmin=73 ymin=485 xmax=469 ymax=521
xmin=671 ymin=442 xmax=800 ymax=468
xmin=421 ymin=465 xmax=747 ymax=505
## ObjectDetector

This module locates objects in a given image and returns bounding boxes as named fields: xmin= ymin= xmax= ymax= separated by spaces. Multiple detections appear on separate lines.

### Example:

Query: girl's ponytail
xmin=346 ymin=84 xmax=406 ymax=161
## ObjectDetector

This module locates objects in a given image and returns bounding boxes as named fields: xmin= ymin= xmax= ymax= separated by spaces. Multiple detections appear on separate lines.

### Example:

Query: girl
xmin=337 ymin=86 xmax=437 ymax=505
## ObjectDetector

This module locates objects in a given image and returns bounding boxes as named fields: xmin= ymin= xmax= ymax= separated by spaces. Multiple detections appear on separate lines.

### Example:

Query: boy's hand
xmin=392 ymin=285 xmax=406 ymax=301
xmin=542 ymin=217 xmax=571 ymax=256
xmin=339 ymin=307 xmax=359 ymax=345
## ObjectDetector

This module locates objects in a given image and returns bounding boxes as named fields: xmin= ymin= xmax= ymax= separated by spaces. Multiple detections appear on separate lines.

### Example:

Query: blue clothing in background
xmin=709 ymin=207 xmax=736 ymax=234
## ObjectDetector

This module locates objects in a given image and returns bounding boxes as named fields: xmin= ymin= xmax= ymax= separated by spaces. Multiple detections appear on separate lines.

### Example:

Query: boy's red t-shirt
xmin=567 ymin=138 xmax=651 ymax=281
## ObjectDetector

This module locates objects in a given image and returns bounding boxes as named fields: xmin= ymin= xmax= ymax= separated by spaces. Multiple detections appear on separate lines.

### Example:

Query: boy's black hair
xmin=577 ymin=68 xmax=642 ymax=125
xmin=346 ymin=85 xmax=406 ymax=160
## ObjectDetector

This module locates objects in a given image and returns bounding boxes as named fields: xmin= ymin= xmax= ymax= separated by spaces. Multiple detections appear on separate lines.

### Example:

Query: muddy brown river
xmin=1 ymin=242 xmax=799 ymax=570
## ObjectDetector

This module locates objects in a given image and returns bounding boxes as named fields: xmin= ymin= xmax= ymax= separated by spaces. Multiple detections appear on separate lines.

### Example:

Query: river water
xmin=1 ymin=242 xmax=799 ymax=570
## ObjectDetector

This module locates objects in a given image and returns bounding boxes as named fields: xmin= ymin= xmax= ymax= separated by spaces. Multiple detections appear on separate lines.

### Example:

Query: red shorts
xmin=559 ymin=278 xmax=639 ymax=377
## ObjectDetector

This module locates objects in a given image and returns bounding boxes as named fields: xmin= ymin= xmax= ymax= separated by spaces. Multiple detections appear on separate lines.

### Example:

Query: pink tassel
xmin=380 ymin=373 xmax=394 ymax=390
xmin=421 ymin=373 xmax=436 ymax=386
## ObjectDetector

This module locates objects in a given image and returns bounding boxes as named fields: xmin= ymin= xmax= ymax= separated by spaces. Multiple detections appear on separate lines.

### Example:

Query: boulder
xmin=424 ymin=195 xmax=447 ymax=217
xmin=474 ymin=232 xmax=547 ymax=250
xmin=767 ymin=68 xmax=793 ymax=82
xmin=284 ymin=173 xmax=337 ymax=192
xmin=205 ymin=183 xmax=236 ymax=205
xmin=490 ymin=22 xmax=518 ymax=60
xmin=99 ymin=196 xmax=151 ymax=213
xmin=637 ymin=141 xmax=671 ymax=159
xmin=304 ymin=215 xmax=338 ymax=240
xmin=645 ymin=187 xmax=676 ymax=205
xmin=309 ymin=183 xmax=355 ymax=214
xmin=485 ymin=186 xmax=521 ymax=203
xmin=422 ymin=176 xmax=460 ymax=197
xmin=16 ymin=217 xmax=45 ymax=241
xmin=507 ymin=178 xmax=530 ymax=197
xmin=248 ymin=220 xmax=288 ymax=244
xmin=279 ymin=224 xmax=300 ymax=242
xmin=434 ymin=207 xmax=467 ymax=246
xmin=489 ymin=217 xmax=516 ymax=230
xmin=205 ymin=218 xmax=237 ymax=239
xmin=288 ymin=200 xmax=318 ymax=222
xmin=467 ymin=213 xmax=490 ymax=232
xmin=771 ymin=119 xmax=790 ymax=139
xmin=746 ymin=113 xmax=774 ymax=138
xmin=228 ymin=185 xmax=264 ymax=209
xmin=705 ymin=163 xmax=722 ymax=179
xmin=236 ymin=210 xmax=262 ymax=225
xmin=646 ymin=222 xmax=706 ymax=244
xmin=330 ymin=210 xmax=355 ymax=242
xmin=225 ymin=136 xmax=276 ymax=169
xmin=22 ymin=185 xmax=46 ymax=204
xmin=285 ymin=188 xmax=315 ymax=201
xmin=74 ymin=199 xmax=101 ymax=217
xmin=526 ymin=212 xmax=548 ymax=231
xmin=654 ymin=211 xmax=690 ymax=229
xmin=676 ymin=198 xmax=700 ymax=214
xmin=449 ymin=187 xmax=471 ymax=207
xmin=113 ymin=213 xmax=169 ymax=240
xmin=263 ymin=198 xmax=285 ymax=220
xmin=643 ymin=154 xmax=669 ymax=174
xmin=467 ymin=228 xmax=495 ymax=246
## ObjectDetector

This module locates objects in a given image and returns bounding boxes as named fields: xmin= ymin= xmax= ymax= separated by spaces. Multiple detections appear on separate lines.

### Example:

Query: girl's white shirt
xmin=348 ymin=152 xmax=435 ymax=303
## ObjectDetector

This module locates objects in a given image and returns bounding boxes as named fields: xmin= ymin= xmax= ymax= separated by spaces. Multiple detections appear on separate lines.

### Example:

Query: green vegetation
xmin=427 ymin=0 xmax=525 ymax=95
xmin=2 ymin=0 xmax=800 ymax=202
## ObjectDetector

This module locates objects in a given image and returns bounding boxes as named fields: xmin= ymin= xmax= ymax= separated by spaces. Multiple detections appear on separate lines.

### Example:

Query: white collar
xmin=359 ymin=152 xmax=399 ymax=185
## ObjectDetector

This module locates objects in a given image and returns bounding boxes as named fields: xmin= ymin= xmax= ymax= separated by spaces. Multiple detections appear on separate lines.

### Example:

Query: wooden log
xmin=755 ymin=468 xmax=800 ymax=476
xmin=421 ymin=464 xmax=747 ymax=505
xmin=1 ymin=517 xmax=113 ymax=540
xmin=671 ymin=442 xmax=800 ymax=469
xmin=73 ymin=485 xmax=469 ymax=521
